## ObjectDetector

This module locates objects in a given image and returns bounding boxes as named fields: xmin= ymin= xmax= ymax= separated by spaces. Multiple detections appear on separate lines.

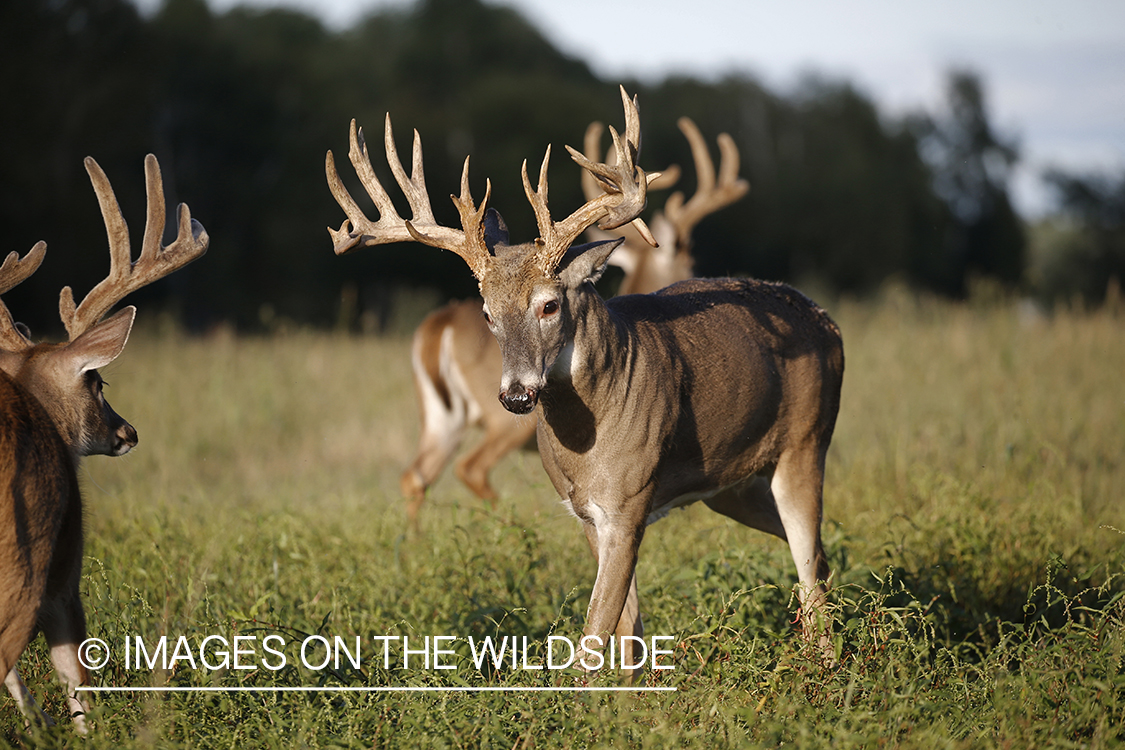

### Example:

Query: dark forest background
xmin=2 ymin=0 xmax=1122 ymax=334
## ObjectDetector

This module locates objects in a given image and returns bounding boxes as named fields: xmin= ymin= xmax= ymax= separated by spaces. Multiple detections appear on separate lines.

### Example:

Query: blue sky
xmin=133 ymin=0 xmax=1125 ymax=217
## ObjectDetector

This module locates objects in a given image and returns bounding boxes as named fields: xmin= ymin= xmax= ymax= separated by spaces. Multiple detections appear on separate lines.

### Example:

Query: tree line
xmin=1 ymin=0 xmax=1116 ymax=334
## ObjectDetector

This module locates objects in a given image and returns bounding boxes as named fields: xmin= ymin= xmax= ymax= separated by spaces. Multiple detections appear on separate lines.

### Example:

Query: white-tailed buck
xmin=327 ymin=87 xmax=843 ymax=669
xmin=0 ymin=155 xmax=207 ymax=731
xmin=397 ymin=116 xmax=747 ymax=521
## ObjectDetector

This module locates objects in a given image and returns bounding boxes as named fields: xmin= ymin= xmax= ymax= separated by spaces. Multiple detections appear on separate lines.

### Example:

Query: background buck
xmin=0 ymin=155 xmax=207 ymax=731
xmin=398 ymin=115 xmax=747 ymax=521
xmin=327 ymin=87 xmax=843 ymax=670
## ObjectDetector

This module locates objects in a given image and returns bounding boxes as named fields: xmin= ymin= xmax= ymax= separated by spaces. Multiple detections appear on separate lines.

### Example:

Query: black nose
xmin=499 ymin=384 xmax=538 ymax=414
xmin=114 ymin=422 xmax=138 ymax=456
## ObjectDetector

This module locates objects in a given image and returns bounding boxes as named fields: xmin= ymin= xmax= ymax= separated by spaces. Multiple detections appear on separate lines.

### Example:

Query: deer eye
xmin=541 ymin=299 xmax=559 ymax=317
xmin=482 ymin=308 xmax=493 ymax=326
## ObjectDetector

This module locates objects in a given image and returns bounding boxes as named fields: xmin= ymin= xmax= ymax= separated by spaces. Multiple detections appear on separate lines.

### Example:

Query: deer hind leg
xmin=454 ymin=416 xmax=535 ymax=504
xmin=401 ymin=331 xmax=467 ymax=523
xmin=5 ymin=666 xmax=52 ymax=729
xmin=1 ymin=587 xmax=50 ymax=727
xmin=581 ymin=518 xmax=646 ymax=679
xmin=39 ymin=592 xmax=90 ymax=734
xmin=771 ymin=444 xmax=833 ymax=656
xmin=703 ymin=472 xmax=788 ymax=539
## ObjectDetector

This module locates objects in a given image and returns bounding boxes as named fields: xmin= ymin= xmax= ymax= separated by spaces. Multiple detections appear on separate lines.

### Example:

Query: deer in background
xmin=326 ymin=87 xmax=843 ymax=670
xmin=398 ymin=115 xmax=748 ymax=522
xmin=0 ymin=155 xmax=208 ymax=731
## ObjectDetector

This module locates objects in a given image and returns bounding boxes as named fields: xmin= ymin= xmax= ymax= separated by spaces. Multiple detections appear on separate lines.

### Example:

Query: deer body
xmin=0 ymin=155 xmax=206 ymax=731
xmin=488 ymin=269 xmax=843 ymax=660
xmin=0 ymin=374 xmax=95 ymax=734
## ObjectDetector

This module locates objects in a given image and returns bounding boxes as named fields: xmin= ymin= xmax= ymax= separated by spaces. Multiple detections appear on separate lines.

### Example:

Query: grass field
xmin=3 ymin=292 xmax=1123 ymax=748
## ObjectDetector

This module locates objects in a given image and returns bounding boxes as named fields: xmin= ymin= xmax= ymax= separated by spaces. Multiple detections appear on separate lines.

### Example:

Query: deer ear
xmin=62 ymin=306 xmax=136 ymax=374
xmin=558 ymin=238 xmax=625 ymax=287
xmin=483 ymin=208 xmax=510 ymax=253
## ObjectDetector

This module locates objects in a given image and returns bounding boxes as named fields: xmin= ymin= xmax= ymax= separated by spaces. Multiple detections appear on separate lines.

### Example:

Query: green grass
xmin=4 ymin=294 xmax=1123 ymax=748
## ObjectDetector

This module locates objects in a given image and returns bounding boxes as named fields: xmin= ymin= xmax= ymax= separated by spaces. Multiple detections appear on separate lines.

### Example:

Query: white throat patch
xmin=548 ymin=340 xmax=575 ymax=381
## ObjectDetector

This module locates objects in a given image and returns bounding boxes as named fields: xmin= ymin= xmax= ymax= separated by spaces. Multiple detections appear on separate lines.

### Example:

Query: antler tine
xmin=580 ymin=121 xmax=680 ymax=203
xmin=427 ymin=156 xmax=493 ymax=279
xmin=527 ymin=86 xmax=658 ymax=272
xmin=663 ymin=117 xmax=750 ymax=250
xmin=0 ymin=243 xmax=46 ymax=296
xmin=60 ymin=155 xmax=209 ymax=340
xmin=0 ymin=242 xmax=47 ymax=351
xmin=325 ymin=116 xmax=492 ymax=278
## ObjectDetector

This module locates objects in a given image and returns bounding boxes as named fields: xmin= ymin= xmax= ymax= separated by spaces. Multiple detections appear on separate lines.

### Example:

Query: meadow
xmin=3 ymin=291 xmax=1123 ymax=748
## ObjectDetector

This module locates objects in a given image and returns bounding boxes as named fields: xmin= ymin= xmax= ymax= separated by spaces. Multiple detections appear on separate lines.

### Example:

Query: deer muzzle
xmin=498 ymin=383 xmax=538 ymax=415
xmin=113 ymin=421 xmax=138 ymax=456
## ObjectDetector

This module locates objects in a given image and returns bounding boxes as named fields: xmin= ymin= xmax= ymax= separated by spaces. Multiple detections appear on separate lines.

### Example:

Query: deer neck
xmin=541 ymin=285 xmax=630 ymax=436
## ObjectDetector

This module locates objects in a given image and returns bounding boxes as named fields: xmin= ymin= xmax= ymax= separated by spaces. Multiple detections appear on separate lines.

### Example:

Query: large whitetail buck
xmin=398 ymin=116 xmax=747 ymax=521
xmin=0 ymin=155 xmax=208 ymax=731
xmin=326 ymin=87 xmax=843 ymax=669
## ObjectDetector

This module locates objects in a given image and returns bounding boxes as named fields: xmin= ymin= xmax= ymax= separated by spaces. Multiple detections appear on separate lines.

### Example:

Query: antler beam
xmin=59 ymin=154 xmax=209 ymax=340
xmin=325 ymin=117 xmax=493 ymax=279
xmin=522 ymin=86 xmax=659 ymax=273
xmin=662 ymin=117 xmax=749 ymax=250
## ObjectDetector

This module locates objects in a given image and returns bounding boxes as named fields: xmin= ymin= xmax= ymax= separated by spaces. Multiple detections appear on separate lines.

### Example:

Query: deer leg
xmin=5 ymin=666 xmax=52 ymax=728
xmin=580 ymin=517 xmax=645 ymax=676
xmin=400 ymin=392 xmax=465 ymax=524
xmin=703 ymin=473 xmax=788 ymax=540
xmin=1 ymin=587 xmax=49 ymax=727
xmin=771 ymin=445 xmax=833 ymax=657
xmin=454 ymin=417 xmax=535 ymax=504
xmin=40 ymin=594 xmax=89 ymax=734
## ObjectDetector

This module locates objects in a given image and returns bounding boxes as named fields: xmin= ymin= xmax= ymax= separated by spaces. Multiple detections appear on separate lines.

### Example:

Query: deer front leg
xmin=580 ymin=517 xmax=645 ymax=677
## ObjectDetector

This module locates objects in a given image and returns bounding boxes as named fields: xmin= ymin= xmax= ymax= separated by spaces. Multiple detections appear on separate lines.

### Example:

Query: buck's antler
xmin=579 ymin=120 xmax=681 ymax=251
xmin=59 ymin=154 xmax=209 ymax=340
xmin=523 ymin=86 xmax=660 ymax=274
xmin=0 ymin=242 xmax=47 ymax=351
xmin=325 ymin=116 xmax=493 ymax=279
xmin=663 ymin=117 xmax=749 ymax=251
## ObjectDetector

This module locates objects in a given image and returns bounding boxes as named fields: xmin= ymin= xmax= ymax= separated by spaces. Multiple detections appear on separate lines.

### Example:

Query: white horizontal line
xmin=78 ymin=686 xmax=676 ymax=693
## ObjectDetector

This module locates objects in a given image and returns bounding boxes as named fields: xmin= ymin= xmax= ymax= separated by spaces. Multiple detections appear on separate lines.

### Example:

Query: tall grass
xmin=4 ymin=295 xmax=1122 ymax=748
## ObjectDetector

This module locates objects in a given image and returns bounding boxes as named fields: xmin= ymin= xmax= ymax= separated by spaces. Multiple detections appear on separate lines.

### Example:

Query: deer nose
xmin=113 ymin=422 xmax=138 ymax=456
xmin=499 ymin=384 xmax=538 ymax=415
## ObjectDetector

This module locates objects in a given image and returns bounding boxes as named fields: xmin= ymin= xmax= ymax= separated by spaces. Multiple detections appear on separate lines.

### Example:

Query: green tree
xmin=1036 ymin=169 xmax=1125 ymax=303
xmin=910 ymin=70 xmax=1026 ymax=295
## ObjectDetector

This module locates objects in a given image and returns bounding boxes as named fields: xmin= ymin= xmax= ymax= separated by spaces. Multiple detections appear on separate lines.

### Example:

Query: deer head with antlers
xmin=394 ymin=113 xmax=749 ymax=519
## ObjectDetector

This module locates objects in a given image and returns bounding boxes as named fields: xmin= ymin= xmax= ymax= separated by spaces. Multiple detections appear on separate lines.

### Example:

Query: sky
xmin=134 ymin=0 xmax=1125 ymax=217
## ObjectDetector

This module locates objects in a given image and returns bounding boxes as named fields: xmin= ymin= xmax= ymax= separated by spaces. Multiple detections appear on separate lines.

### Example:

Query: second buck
xmin=327 ymin=87 xmax=843 ymax=670
xmin=398 ymin=116 xmax=748 ymax=520
xmin=0 ymin=155 xmax=207 ymax=731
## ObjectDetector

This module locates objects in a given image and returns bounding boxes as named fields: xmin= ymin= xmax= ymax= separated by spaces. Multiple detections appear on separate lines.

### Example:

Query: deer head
xmin=0 ymin=154 xmax=209 ymax=458
xmin=326 ymin=85 xmax=658 ymax=414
